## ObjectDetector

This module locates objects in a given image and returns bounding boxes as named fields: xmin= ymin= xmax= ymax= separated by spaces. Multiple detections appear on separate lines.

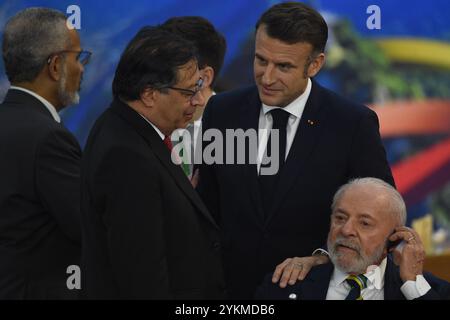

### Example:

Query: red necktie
xmin=164 ymin=135 xmax=183 ymax=165
xmin=163 ymin=136 xmax=173 ymax=151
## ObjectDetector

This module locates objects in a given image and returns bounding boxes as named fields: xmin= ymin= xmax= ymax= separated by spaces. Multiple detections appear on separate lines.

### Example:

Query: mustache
xmin=333 ymin=237 xmax=362 ymax=254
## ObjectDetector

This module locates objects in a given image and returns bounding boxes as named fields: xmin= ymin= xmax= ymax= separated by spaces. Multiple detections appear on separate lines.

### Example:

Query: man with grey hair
xmin=0 ymin=7 xmax=90 ymax=299
xmin=256 ymin=178 xmax=450 ymax=300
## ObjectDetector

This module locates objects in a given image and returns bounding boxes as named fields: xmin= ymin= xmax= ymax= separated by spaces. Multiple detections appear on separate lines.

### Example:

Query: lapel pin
xmin=307 ymin=119 xmax=315 ymax=125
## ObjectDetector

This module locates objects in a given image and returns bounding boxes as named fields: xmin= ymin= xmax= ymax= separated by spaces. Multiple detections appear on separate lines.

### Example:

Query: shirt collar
xmin=332 ymin=257 xmax=387 ymax=290
xmin=10 ymin=85 xmax=61 ymax=123
xmin=364 ymin=257 xmax=387 ymax=290
xmin=138 ymin=113 xmax=165 ymax=140
xmin=262 ymin=77 xmax=312 ymax=119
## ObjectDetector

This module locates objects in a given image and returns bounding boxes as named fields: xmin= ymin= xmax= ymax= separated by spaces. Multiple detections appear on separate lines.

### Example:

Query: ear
xmin=46 ymin=55 xmax=63 ymax=81
xmin=140 ymin=87 xmax=156 ymax=108
xmin=307 ymin=53 xmax=325 ymax=78
xmin=201 ymin=66 xmax=215 ymax=89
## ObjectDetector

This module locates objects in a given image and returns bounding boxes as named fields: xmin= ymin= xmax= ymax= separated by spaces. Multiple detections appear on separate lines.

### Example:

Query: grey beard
xmin=327 ymin=236 xmax=386 ymax=274
xmin=58 ymin=66 xmax=80 ymax=106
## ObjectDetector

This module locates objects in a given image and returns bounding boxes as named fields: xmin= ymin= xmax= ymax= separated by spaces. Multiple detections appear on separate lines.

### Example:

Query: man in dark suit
xmin=0 ymin=8 xmax=90 ymax=299
xmin=81 ymin=26 xmax=226 ymax=299
xmin=197 ymin=2 xmax=395 ymax=299
xmin=256 ymin=178 xmax=450 ymax=300
xmin=162 ymin=16 xmax=226 ymax=181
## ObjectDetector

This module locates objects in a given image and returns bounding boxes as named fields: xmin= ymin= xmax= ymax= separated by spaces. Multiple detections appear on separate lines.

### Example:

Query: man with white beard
xmin=256 ymin=178 xmax=450 ymax=300
xmin=0 ymin=7 xmax=90 ymax=299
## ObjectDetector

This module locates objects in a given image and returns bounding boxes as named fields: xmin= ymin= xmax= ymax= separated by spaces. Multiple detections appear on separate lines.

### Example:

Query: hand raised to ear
xmin=389 ymin=227 xmax=425 ymax=282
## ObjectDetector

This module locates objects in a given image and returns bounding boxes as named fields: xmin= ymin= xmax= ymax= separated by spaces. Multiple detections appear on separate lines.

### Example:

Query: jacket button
xmin=212 ymin=242 xmax=221 ymax=250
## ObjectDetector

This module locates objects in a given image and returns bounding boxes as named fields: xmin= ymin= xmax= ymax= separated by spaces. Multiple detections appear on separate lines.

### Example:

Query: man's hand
xmin=389 ymin=226 xmax=426 ymax=282
xmin=271 ymin=255 xmax=329 ymax=288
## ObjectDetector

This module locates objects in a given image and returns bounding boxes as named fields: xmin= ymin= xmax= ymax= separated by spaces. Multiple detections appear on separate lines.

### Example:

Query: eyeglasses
xmin=163 ymin=77 xmax=204 ymax=103
xmin=47 ymin=50 xmax=92 ymax=65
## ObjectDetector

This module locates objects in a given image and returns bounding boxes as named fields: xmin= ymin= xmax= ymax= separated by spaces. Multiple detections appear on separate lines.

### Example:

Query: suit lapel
xmin=239 ymin=88 xmax=265 ymax=228
xmin=298 ymin=263 xmax=334 ymax=300
xmin=110 ymin=99 xmax=219 ymax=230
xmin=265 ymin=81 xmax=325 ymax=226
xmin=384 ymin=255 xmax=406 ymax=300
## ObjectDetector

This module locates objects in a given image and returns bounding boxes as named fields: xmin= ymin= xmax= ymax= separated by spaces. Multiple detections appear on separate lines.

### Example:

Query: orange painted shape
xmin=371 ymin=100 xmax=450 ymax=138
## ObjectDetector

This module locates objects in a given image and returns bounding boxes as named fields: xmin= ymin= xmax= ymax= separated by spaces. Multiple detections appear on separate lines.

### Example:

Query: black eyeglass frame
xmin=163 ymin=77 xmax=204 ymax=102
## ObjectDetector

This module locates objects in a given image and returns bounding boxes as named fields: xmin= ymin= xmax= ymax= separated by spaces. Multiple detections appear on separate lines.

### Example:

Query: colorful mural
xmin=1 ymin=0 xmax=449 ymax=253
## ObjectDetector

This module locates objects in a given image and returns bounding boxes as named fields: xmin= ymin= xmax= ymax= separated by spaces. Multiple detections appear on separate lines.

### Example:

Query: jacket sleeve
xmin=347 ymin=108 xmax=396 ymax=187
xmin=94 ymin=146 xmax=170 ymax=299
xmin=35 ymin=128 xmax=82 ymax=243
xmin=415 ymin=273 xmax=450 ymax=300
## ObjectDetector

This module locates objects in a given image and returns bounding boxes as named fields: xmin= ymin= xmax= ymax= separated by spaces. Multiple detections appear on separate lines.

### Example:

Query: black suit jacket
xmin=80 ymin=98 xmax=226 ymax=299
xmin=197 ymin=81 xmax=395 ymax=299
xmin=0 ymin=89 xmax=81 ymax=299
xmin=255 ymin=257 xmax=450 ymax=300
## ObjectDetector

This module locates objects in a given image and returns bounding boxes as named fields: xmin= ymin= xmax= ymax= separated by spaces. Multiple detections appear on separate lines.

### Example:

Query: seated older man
xmin=256 ymin=177 xmax=450 ymax=300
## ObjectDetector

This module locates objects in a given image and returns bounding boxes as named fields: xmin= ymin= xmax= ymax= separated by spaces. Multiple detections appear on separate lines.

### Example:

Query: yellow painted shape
xmin=376 ymin=38 xmax=450 ymax=69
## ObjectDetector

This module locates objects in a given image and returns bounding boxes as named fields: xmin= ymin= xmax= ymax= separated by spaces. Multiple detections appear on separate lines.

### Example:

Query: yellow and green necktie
xmin=345 ymin=274 xmax=368 ymax=300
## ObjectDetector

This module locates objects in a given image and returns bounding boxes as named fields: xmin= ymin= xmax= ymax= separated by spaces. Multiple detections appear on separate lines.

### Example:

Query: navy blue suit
xmin=255 ymin=257 xmax=450 ymax=300
xmin=197 ymin=80 xmax=395 ymax=299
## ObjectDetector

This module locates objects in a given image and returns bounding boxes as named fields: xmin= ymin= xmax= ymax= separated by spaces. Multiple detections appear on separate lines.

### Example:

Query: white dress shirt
xmin=326 ymin=257 xmax=431 ymax=300
xmin=326 ymin=258 xmax=387 ymax=300
xmin=256 ymin=78 xmax=312 ymax=174
xmin=139 ymin=114 xmax=164 ymax=140
xmin=10 ymin=86 xmax=61 ymax=123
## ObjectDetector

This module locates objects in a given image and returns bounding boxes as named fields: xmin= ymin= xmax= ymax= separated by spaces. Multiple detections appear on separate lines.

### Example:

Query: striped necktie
xmin=345 ymin=274 xmax=368 ymax=300
xmin=164 ymin=135 xmax=191 ymax=177
xmin=181 ymin=124 xmax=195 ymax=178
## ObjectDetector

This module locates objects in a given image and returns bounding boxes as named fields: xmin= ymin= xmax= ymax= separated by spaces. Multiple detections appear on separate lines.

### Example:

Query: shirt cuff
xmin=400 ymin=275 xmax=431 ymax=300
xmin=312 ymin=248 xmax=329 ymax=257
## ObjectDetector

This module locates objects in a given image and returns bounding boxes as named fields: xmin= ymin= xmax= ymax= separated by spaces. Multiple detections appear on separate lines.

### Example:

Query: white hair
xmin=331 ymin=177 xmax=406 ymax=226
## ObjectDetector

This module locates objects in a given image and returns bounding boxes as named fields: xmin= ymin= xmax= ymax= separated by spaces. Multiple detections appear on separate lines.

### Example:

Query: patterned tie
xmin=345 ymin=274 xmax=368 ymax=300
xmin=169 ymin=129 xmax=193 ymax=178
xmin=179 ymin=144 xmax=192 ymax=178
xmin=181 ymin=124 xmax=195 ymax=178
xmin=165 ymin=135 xmax=191 ymax=178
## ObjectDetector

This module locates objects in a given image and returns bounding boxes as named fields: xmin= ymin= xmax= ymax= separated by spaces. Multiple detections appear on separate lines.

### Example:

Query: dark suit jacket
xmin=0 ymin=89 xmax=81 ymax=299
xmin=255 ymin=257 xmax=450 ymax=300
xmin=80 ymin=98 xmax=226 ymax=299
xmin=197 ymin=81 xmax=395 ymax=299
